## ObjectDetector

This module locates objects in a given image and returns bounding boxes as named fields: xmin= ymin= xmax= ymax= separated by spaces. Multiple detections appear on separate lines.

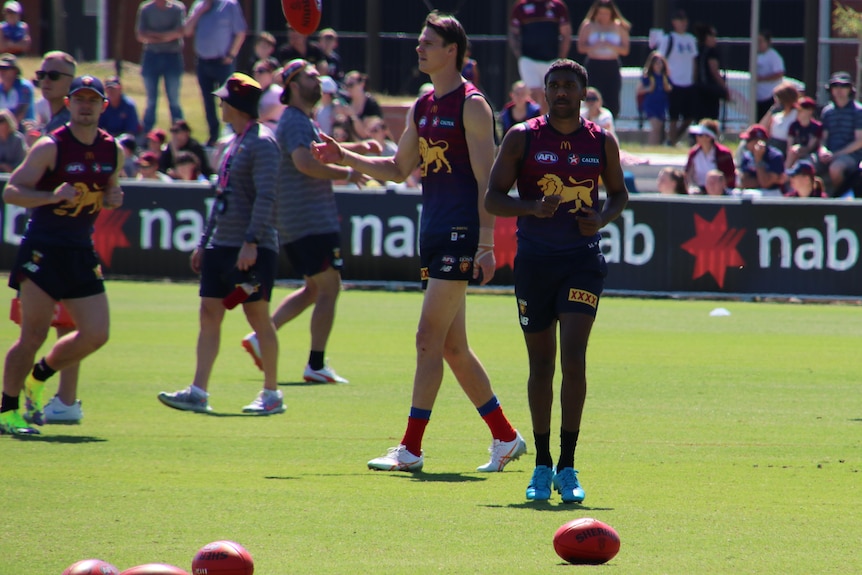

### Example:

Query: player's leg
xmin=46 ymin=323 xmax=84 ymax=424
xmin=1 ymin=279 xmax=54 ymax=434
xmin=49 ymin=292 xmax=110 ymax=370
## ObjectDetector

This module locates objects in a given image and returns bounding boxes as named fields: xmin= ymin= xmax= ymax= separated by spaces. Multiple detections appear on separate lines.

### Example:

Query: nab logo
xmin=535 ymin=152 xmax=558 ymax=164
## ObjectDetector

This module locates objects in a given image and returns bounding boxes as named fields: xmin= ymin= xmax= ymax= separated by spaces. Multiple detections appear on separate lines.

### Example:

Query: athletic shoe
xmin=367 ymin=444 xmax=424 ymax=472
xmin=241 ymin=332 xmax=263 ymax=371
xmin=553 ymin=467 xmax=586 ymax=503
xmin=0 ymin=409 xmax=40 ymax=435
xmin=303 ymin=363 xmax=349 ymax=384
xmin=526 ymin=465 xmax=554 ymax=501
xmin=476 ymin=430 xmax=527 ymax=472
xmin=23 ymin=375 xmax=45 ymax=425
xmin=242 ymin=389 xmax=287 ymax=415
xmin=157 ymin=386 xmax=212 ymax=413
xmin=43 ymin=395 xmax=83 ymax=424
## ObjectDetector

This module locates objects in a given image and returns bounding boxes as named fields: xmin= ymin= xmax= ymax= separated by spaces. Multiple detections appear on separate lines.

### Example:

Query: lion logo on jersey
xmin=53 ymin=182 xmax=103 ymax=217
xmin=537 ymin=174 xmax=594 ymax=213
xmin=418 ymin=137 xmax=452 ymax=176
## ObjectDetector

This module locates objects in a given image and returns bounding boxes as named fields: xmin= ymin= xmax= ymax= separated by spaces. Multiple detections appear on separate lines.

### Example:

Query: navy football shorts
xmin=199 ymin=245 xmax=277 ymax=302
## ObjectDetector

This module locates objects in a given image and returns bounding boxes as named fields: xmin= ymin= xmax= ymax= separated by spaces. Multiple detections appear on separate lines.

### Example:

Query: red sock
xmin=401 ymin=412 xmax=430 ymax=456
xmin=481 ymin=405 xmax=517 ymax=442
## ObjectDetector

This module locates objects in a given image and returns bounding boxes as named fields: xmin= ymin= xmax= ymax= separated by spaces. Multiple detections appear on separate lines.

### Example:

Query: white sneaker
xmin=303 ymin=363 xmax=349 ymax=384
xmin=242 ymin=389 xmax=287 ymax=415
xmin=241 ymin=333 xmax=263 ymax=371
xmin=43 ymin=395 xmax=83 ymax=424
xmin=476 ymin=430 xmax=527 ymax=472
xmin=158 ymin=386 xmax=212 ymax=413
xmin=367 ymin=444 xmax=424 ymax=472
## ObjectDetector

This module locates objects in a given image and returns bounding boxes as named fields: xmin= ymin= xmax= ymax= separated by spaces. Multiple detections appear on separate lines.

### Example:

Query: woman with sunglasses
xmin=579 ymin=87 xmax=615 ymax=136
xmin=341 ymin=70 xmax=382 ymax=139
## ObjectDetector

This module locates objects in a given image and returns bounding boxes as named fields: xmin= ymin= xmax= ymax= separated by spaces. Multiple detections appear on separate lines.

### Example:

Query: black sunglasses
xmin=36 ymin=70 xmax=73 ymax=81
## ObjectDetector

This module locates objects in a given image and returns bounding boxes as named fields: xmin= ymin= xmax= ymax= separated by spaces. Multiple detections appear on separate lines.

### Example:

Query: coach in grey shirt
xmin=136 ymin=0 xmax=186 ymax=137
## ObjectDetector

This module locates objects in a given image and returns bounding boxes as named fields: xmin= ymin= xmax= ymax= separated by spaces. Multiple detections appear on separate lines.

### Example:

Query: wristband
xmin=346 ymin=167 xmax=355 ymax=181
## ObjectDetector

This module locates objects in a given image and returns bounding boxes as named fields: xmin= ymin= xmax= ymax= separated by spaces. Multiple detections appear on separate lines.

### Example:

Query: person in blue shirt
xmin=0 ymin=1 xmax=30 ymax=55
xmin=738 ymin=124 xmax=785 ymax=191
xmin=99 ymin=76 xmax=141 ymax=137
xmin=0 ymin=52 xmax=33 ymax=124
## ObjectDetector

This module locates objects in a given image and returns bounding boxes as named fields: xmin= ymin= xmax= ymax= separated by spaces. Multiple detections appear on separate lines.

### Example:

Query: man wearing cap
xmin=240 ymin=59 xmax=369 ymax=386
xmin=817 ymin=71 xmax=862 ymax=196
xmin=158 ymin=72 xmax=283 ymax=416
xmin=737 ymin=123 xmax=785 ymax=192
xmin=136 ymin=0 xmax=187 ymax=138
xmin=785 ymin=96 xmax=822 ymax=169
xmin=0 ymin=1 xmax=30 ymax=55
xmin=0 ymin=52 xmax=32 ymax=124
xmin=135 ymin=150 xmax=172 ymax=182
xmin=0 ymin=76 xmax=124 ymax=435
xmin=184 ymin=0 xmax=247 ymax=147
xmin=158 ymin=118 xmax=213 ymax=178
xmin=98 ymin=76 xmax=141 ymax=138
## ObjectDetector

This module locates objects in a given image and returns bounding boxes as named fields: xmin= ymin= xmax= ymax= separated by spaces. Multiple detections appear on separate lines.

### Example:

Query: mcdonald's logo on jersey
xmin=560 ymin=141 xmax=572 ymax=150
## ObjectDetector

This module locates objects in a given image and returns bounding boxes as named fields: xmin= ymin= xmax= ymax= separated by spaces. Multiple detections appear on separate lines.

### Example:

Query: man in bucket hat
xmin=158 ymin=73 xmax=283 ymax=416
xmin=817 ymin=71 xmax=862 ymax=196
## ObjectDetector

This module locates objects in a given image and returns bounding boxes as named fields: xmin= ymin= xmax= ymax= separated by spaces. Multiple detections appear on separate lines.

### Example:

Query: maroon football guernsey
xmin=413 ymin=81 xmax=489 ymax=246
xmin=516 ymin=115 xmax=606 ymax=255
xmin=24 ymin=125 xmax=118 ymax=248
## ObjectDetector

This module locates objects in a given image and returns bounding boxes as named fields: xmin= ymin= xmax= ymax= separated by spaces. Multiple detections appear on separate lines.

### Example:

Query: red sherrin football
xmin=119 ymin=564 xmax=189 ymax=575
xmin=282 ymin=0 xmax=322 ymax=36
xmin=192 ymin=540 xmax=254 ymax=575
xmin=553 ymin=518 xmax=621 ymax=565
xmin=62 ymin=559 xmax=120 ymax=575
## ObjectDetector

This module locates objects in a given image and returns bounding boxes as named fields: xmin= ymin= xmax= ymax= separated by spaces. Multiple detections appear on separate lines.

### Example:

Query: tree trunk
xmin=51 ymin=0 xmax=66 ymax=52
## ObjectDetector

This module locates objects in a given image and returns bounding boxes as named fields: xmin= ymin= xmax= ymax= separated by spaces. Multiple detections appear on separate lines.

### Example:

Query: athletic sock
xmin=308 ymin=350 xmax=325 ymax=371
xmin=477 ymin=395 xmax=517 ymax=442
xmin=32 ymin=357 xmax=56 ymax=382
xmin=400 ymin=407 xmax=431 ymax=457
xmin=556 ymin=428 xmax=580 ymax=471
xmin=1 ymin=392 xmax=19 ymax=413
xmin=533 ymin=431 xmax=553 ymax=468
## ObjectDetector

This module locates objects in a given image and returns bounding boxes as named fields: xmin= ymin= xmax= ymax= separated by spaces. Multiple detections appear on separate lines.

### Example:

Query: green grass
xmin=1 ymin=281 xmax=861 ymax=574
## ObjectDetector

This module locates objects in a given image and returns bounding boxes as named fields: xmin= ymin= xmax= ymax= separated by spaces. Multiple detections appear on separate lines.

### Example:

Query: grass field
xmin=1 ymin=281 xmax=861 ymax=574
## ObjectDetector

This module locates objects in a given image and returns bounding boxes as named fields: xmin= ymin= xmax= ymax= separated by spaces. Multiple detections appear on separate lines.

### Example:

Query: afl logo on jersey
xmin=66 ymin=162 xmax=86 ymax=174
xmin=535 ymin=152 xmax=558 ymax=164
xmin=418 ymin=116 xmax=428 ymax=128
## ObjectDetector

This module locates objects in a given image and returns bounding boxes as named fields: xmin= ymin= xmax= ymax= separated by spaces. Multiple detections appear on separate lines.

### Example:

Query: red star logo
xmin=680 ymin=208 xmax=746 ymax=288
xmin=92 ymin=208 xmax=131 ymax=268
xmin=493 ymin=217 xmax=518 ymax=271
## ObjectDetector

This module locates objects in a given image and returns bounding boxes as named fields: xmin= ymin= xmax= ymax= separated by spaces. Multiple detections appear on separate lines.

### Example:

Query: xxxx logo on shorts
xmin=568 ymin=289 xmax=598 ymax=308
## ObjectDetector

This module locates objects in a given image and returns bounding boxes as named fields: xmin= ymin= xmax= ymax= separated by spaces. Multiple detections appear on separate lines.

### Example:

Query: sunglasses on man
xmin=36 ymin=70 xmax=73 ymax=81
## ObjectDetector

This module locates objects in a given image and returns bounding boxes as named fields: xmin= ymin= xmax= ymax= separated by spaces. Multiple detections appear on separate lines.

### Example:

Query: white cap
xmin=319 ymin=75 xmax=338 ymax=94
xmin=3 ymin=1 xmax=21 ymax=13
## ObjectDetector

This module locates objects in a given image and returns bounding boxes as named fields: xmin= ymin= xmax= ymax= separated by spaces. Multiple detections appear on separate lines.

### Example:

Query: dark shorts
xmin=419 ymin=232 xmax=478 ymax=288
xmin=513 ymin=247 xmax=608 ymax=333
xmin=199 ymin=245 xmax=278 ymax=302
xmin=283 ymin=232 xmax=343 ymax=278
xmin=9 ymin=242 xmax=105 ymax=301
xmin=668 ymin=84 xmax=698 ymax=121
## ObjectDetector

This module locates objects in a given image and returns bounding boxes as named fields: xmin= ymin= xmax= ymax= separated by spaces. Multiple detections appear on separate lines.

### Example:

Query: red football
xmin=281 ymin=0 xmax=322 ymax=36
xmin=553 ymin=518 xmax=620 ymax=565
xmin=119 ymin=564 xmax=189 ymax=575
xmin=192 ymin=540 xmax=254 ymax=575
xmin=62 ymin=559 xmax=120 ymax=575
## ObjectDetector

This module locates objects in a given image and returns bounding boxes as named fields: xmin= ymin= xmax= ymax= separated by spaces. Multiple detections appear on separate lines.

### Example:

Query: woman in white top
xmin=755 ymin=30 xmax=785 ymax=120
xmin=580 ymin=86 xmax=615 ymax=135
xmin=760 ymin=81 xmax=798 ymax=157
xmin=576 ymin=0 xmax=630 ymax=119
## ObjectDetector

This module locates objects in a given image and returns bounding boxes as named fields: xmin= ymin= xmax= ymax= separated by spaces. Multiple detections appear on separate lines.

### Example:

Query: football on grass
xmin=192 ymin=540 xmax=254 ymax=575
xmin=118 ymin=564 xmax=189 ymax=575
xmin=62 ymin=559 xmax=120 ymax=575
xmin=553 ymin=518 xmax=620 ymax=565
xmin=282 ymin=0 xmax=322 ymax=35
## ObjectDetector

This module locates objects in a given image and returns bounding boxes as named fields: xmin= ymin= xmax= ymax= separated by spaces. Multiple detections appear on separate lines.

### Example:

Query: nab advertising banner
xmin=0 ymin=180 xmax=860 ymax=298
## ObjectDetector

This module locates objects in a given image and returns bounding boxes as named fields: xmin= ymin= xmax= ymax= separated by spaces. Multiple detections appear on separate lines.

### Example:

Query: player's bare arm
xmin=102 ymin=141 xmax=125 ymax=209
xmin=486 ymin=126 xmax=561 ymax=219
xmin=576 ymin=133 xmax=628 ymax=237
xmin=3 ymin=137 xmax=76 ymax=208
xmin=463 ymin=94 xmax=497 ymax=284
xmin=312 ymin=102 xmax=421 ymax=183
